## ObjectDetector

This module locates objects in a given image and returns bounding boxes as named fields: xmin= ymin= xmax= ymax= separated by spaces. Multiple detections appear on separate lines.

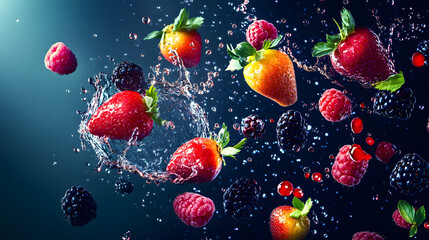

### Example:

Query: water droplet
xmin=142 ymin=16 xmax=151 ymax=24
xmin=129 ymin=33 xmax=137 ymax=40
xmin=205 ymin=50 xmax=212 ymax=55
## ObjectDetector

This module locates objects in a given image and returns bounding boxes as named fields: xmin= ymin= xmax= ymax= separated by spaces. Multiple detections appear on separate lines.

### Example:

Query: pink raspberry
xmin=375 ymin=141 xmax=397 ymax=163
xmin=173 ymin=192 xmax=215 ymax=228
xmin=392 ymin=209 xmax=413 ymax=229
xmin=44 ymin=42 xmax=77 ymax=75
xmin=246 ymin=20 xmax=278 ymax=50
xmin=319 ymin=88 xmax=353 ymax=122
xmin=352 ymin=231 xmax=384 ymax=240
xmin=332 ymin=145 xmax=369 ymax=187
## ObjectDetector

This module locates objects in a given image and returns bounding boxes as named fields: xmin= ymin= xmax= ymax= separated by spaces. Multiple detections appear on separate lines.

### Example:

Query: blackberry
xmin=241 ymin=114 xmax=266 ymax=138
xmin=223 ymin=178 xmax=261 ymax=220
xmin=112 ymin=61 xmax=147 ymax=92
xmin=276 ymin=110 xmax=308 ymax=151
xmin=115 ymin=179 xmax=134 ymax=194
xmin=390 ymin=153 xmax=429 ymax=196
xmin=61 ymin=186 xmax=97 ymax=226
xmin=373 ymin=87 xmax=416 ymax=120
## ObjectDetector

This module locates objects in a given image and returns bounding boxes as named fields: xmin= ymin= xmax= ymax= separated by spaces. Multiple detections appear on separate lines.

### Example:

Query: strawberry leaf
xmin=289 ymin=210 xmax=302 ymax=219
xmin=226 ymin=59 xmax=244 ymax=71
xmin=173 ymin=8 xmax=189 ymax=31
xmin=415 ymin=206 xmax=426 ymax=227
xmin=270 ymin=34 xmax=283 ymax=48
xmin=301 ymin=198 xmax=313 ymax=217
xmin=292 ymin=197 xmax=305 ymax=211
xmin=262 ymin=39 xmax=272 ymax=50
xmin=144 ymin=85 xmax=166 ymax=126
xmin=373 ymin=71 xmax=405 ymax=92
xmin=144 ymin=30 xmax=163 ymax=40
xmin=398 ymin=200 xmax=415 ymax=224
xmin=341 ymin=8 xmax=355 ymax=36
xmin=312 ymin=42 xmax=337 ymax=57
xmin=183 ymin=16 xmax=204 ymax=30
xmin=326 ymin=34 xmax=342 ymax=44
xmin=217 ymin=123 xmax=230 ymax=149
xmin=409 ymin=225 xmax=418 ymax=238
xmin=234 ymin=42 xmax=257 ymax=58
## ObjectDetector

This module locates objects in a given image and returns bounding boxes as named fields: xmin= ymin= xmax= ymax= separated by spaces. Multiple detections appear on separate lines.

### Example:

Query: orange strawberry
xmin=269 ymin=197 xmax=313 ymax=240
xmin=226 ymin=36 xmax=297 ymax=107
xmin=144 ymin=8 xmax=203 ymax=68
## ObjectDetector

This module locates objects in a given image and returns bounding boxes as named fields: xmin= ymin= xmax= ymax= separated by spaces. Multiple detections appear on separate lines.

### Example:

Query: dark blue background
xmin=0 ymin=0 xmax=428 ymax=239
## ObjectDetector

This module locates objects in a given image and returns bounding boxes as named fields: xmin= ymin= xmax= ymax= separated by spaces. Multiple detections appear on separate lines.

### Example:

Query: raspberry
xmin=173 ymin=192 xmax=215 ymax=228
xmin=44 ymin=42 xmax=77 ymax=75
xmin=241 ymin=114 xmax=266 ymax=138
xmin=61 ymin=186 xmax=97 ymax=226
xmin=352 ymin=231 xmax=384 ymax=240
xmin=318 ymin=88 xmax=352 ymax=122
xmin=246 ymin=20 xmax=278 ymax=50
xmin=392 ymin=209 xmax=413 ymax=229
xmin=373 ymin=87 xmax=416 ymax=120
xmin=276 ymin=110 xmax=308 ymax=151
xmin=223 ymin=178 xmax=261 ymax=220
xmin=114 ymin=179 xmax=134 ymax=194
xmin=112 ymin=61 xmax=147 ymax=92
xmin=375 ymin=141 xmax=397 ymax=163
xmin=331 ymin=145 xmax=369 ymax=187
xmin=390 ymin=153 xmax=429 ymax=196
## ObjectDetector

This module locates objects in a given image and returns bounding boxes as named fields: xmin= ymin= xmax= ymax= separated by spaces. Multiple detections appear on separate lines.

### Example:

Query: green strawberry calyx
xmin=144 ymin=85 xmax=167 ymax=126
xmin=372 ymin=71 xmax=405 ymax=92
xmin=225 ymin=34 xmax=284 ymax=72
xmin=143 ymin=8 xmax=204 ymax=43
xmin=397 ymin=200 xmax=426 ymax=238
xmin=290 ymin=197 xmax=313 ymax=219
xmin=312 ymin=8 xmax=355 ymax=57
xmin=211 ymin=123 xmax=247 ymax=165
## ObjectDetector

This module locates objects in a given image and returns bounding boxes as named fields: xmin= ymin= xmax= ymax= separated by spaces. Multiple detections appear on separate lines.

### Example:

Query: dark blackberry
xmin=112 ymin=61 xmax=147 ymax=92
xmin=115 ymin=179 xmax=134 ymax=194
xmin=373 ymin=87 xmax=416 ymax=120
xmin=61 ymin=186 xmax=97 ymax=226
xmin=276 ymin=110 xmax=308 ymax=151
xmin=223 ymin=178 xmax=261 ymax=220
xmin=390 ymin=153 xmax=429 ymax=196
xmin=241 ymin=114 xmax=266 ymax=138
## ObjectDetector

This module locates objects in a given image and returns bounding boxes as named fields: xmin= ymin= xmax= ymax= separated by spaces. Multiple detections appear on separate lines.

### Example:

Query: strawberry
xmin=166 ymin=123 xmax=246 ymax=184
xmin=312 ymin=8 xmax=403 ymax=87
xmin=270 ymin=197 xmax=312 ymax=240
xmin=226 ymin=35 xmax=297 ymax=107
xmin=394 ymin=200 xmax=426 ymax=238
xmin=144 ymin=8 xmax=203 ymax=68
xmin=87 ymin=85 xmax=165 ymax=141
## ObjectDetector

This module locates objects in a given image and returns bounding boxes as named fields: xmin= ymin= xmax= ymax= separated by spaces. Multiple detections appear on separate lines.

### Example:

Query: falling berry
xmin=311 ymin=172 xmax=323 ymax=182
xmin=350 ymin=144 xmax=372 ymax=162
xmin=304 ymin=172 xmax=310 ymax=178
xmin=424 ymin=222 xmax=429 ymax=229
xmin=366 ymin=137 xmax=375 ymax=146
xmin=277 ymin=181 xmax=294 ymax=196
xmin=412 ymin=52 xmax=425 ymax=67
xmin=351 ymin=117 xmax=363 ymax=134
xmin=270 ymin=118 xmax=275 ymax=123
xmin=360 ymin=103 xmax=365 ymax=108
xmin=293 ymin=188 xmax=304 ymax=198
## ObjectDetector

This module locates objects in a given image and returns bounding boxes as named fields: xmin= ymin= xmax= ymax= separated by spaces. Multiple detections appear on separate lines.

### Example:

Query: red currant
xmin=311 ymin=172 xmax=323 ymax=182
xmin=351 ymin=117 xmax=363 ymax=134
xmin=350 ymin=144 xmax=372 ymax=162
xmin=277 ymin=181 xmax=294 ymax=196
xmin=424 ymin=222 xmax=429 ymax=229
xmin=304 ymin=172 xmax=310 ymax=178
xmin=293 ymin=188 xmax=304 ymax=198
xmin=412 ymin=52 xmax=425 ymax=67
xmin=366 ymin=136 xmax=375 ymax=146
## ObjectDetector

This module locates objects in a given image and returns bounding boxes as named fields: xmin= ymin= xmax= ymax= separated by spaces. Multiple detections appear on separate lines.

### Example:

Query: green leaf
xmin=292 ymin=197 xmax=305 ymax=211
xmin=289 ymin=210 xmax=301 ymax=219
xmin=301 ymin=198 xmax=313 ymax=217
xmin=173 ymin=8 xmax=189 ymax=31
xmin=262 ymin=39 xmax=272 ymax=50
xmin=326 ymin=34 xmax=342 ymax=44
xmin=409 ymin=225 xmax=418 ymax=238
xmin=221 ymin=147 xmax=240 ymax=159
xmin=217 ymin=123 xmax=230 ymax=149
xmin=270 ymin=34 xmax=283 ymax=48
xmin=226 ymin=44 xmax=240 ymax=60
xmin=415 ymin=206 xmax=426 ymax=227
xmin=144 ymin=85 xmax=166 ymax=126
xmin=144 ymin=30 xmax=163 ymax=40
xmin=398 ymin=200 xmax=415 ymax=224
xmin=231 ymin=138 xmax=247 ymax=151
xmin=235 ymin=42 xmax=257 ymax=58
xmin=373 ymin=71 xmax=405 ymax=92
xmin=312 ymin=42 xmax=336 ymax=57
xmin=226 ymin=59 xmax=244 ymax=71
xmin=183 ymin=16 xmax=204 ymax=30
xmin=341 ymin=8 xmax=355 ymax=36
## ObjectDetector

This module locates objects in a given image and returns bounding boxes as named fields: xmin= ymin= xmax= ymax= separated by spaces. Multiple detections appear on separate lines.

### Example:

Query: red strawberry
xmin=144 ymin=8 xmax=204 ymax=68
xmin=87 ymin=85 xmax=165 ymax=141
xmin=166 ymin=124 xmax=246 ymax=184
xmin=312 ymin=8 xmax=401 ymax=87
